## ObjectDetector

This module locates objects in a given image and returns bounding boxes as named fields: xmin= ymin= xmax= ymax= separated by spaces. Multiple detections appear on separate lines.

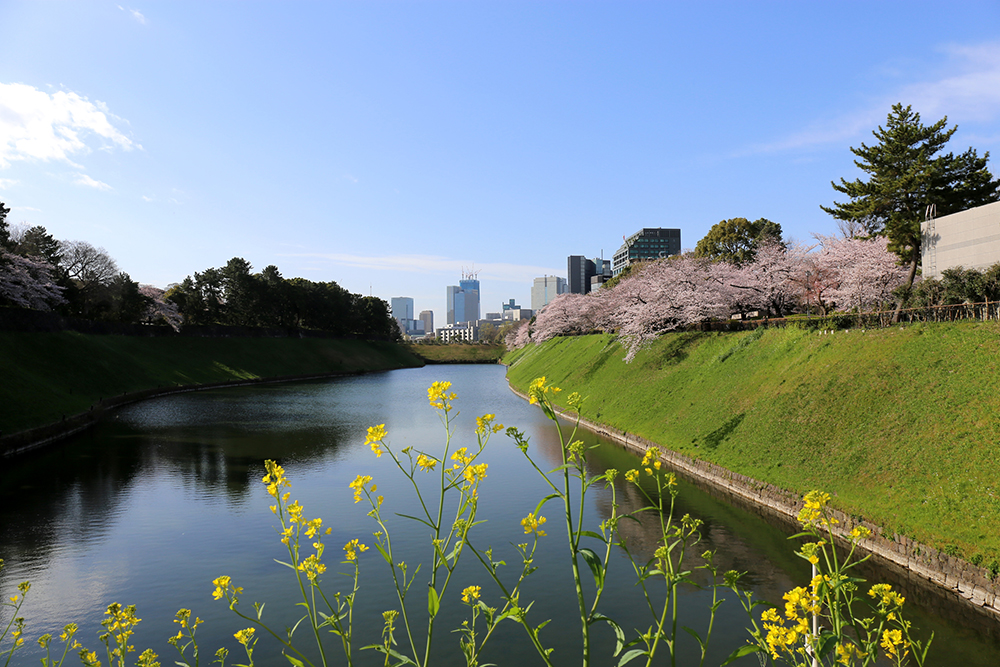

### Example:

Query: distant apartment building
xmin=612 ymin=228 xmax=682 ymax=276
xmin=436 ymin=322 xmax=478 ymax=343
xmin=568 ymin=255 xmax=614 ymax=294
xmin=531 ymin=275 xmax=567 ymax=311
xmin=921 ymin=200 xmax=1000 ymax=279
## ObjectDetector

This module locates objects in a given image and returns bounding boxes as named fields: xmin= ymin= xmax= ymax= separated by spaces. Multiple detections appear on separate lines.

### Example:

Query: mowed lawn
xmin=505 ymin=322 xmax=1000 ymax=563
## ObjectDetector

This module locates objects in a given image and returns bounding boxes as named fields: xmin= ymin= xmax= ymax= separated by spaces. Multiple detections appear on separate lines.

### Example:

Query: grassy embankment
xmin=505 ymin=322 xmax=1000 ymax=563
xmin=0 ymin=331 xmax=423 ymax=436
xmin=407 ymin=343 xmax=504 ymax=363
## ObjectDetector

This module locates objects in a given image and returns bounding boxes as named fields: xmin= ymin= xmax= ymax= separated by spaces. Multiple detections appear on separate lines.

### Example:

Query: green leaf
xmin=578 ymin=547 xmax=604 ymax=588
xmin=681 ymin=626 xmax=705 ymax=650
xmin=816 ymin=631 xmax=840 ymax=657
xmin=283 ymin=655 xmax=306 ymax=667
xmin=534 ymin=493 xmax=561 ymax=517
xmin=616 ymin=648 xmax=648 ymax=667
xmin=396 ymin=513 xmax=436 ymax=530
xmin=428 ymin=584 xmax=440 ymax=618
xmin=577 ymin=530 xmax=604 ymax=540
xmin=589 ymin=612 xmax=625 ymax=656
xmin=720 ymin=644 xmax=763 ymax=666
xmin=374 ymin=542 xmax=392 ymax=565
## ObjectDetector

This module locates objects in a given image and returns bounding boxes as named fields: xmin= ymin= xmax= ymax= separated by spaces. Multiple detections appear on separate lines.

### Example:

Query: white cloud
xmin=118 ymin=6 xmax=147 ymax=25
xmin=0 ymin=178 xmax=17 ymax=189
xmin=142 ymin=195 xmax=154 ymax=202
xmin=753 ymin=40 xmax=1000 ymax=154
xmin=282 ymin=252 xmax=562 ymax=284
xmin=343 ymin=174 xmax=359 ymax=184
xmin=74 ymin=173 xmax=113 ymax=191
xmin=0 ymin=82 xmax=138 ymax=168
xmin=12 ymin=205 xmax=41 ymax=212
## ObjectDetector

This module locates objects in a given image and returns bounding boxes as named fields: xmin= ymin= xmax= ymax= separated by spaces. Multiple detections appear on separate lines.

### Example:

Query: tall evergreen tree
xmin=822 ymin=104 xmax=1000 ymax=297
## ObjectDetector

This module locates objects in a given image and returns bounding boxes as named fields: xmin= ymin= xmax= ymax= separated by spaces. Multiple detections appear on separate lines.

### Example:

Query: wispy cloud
xmin=118 ymin=5 xmax=147 ymax=25
xmin=0 ymin=178 xmax=17 ymax=189
xmin=141 ymin=195 xmax=154 ymax=202
xmin=282 ymin=252 xmax=562 ymax=284
xmin=0 ymin=82 xmax=138 ymax=168
xmin=74 ymin=173 xmax=113 ymax=191
xmin=750 ymin=41 xmax=1000 ymax=154
xmin=343 ymin=174 xmax=359 ymax=184
xmin=12 ymin=205 xmax=40 ymax=212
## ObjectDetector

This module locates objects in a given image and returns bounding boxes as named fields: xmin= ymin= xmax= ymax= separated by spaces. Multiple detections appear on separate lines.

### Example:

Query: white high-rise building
xmin=531 ymin=276 xmax=566 ymax=311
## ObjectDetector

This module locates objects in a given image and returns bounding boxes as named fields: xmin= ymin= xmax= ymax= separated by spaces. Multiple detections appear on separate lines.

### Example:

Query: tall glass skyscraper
xmin=447 ymin=273 xmax=481 ymax=325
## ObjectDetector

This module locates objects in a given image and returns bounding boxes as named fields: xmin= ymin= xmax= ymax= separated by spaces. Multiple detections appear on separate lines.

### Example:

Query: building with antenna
xmin=446 ymin=268 xmax=481 ymax=325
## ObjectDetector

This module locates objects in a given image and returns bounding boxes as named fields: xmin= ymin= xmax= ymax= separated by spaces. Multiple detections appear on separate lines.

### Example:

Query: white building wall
xmin=922 ymin=200 xmax=1000 ymax=279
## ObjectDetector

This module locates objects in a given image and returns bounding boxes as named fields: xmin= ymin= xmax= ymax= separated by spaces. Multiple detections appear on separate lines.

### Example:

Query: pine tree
xmin=822 ymin=104 xmax=1000 ymax=296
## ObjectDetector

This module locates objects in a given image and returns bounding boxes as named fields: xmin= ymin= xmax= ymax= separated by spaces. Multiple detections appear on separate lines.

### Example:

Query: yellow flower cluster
xmin=521 ymin=512 xmax=547 ymax=537
xmin=760 ymin=584 xmax=821 ymax=660
xmin=880 ymin=628 xmax=909 ymax=659
xmin=366 ymin=423 xmax=387 ymax=457
xmin=428 ymin=381 xmax=457 ymax=410
xmin=350 ymin=474 xmax=375 ymax=504
xmin=463 ymin=463 xmax=488 ymax=485
xmin=849 ymin=525 xmax=872 ymax=541
xmin=233 ymin=627 xmax=255 ymax=647
xmin=835 ymin=641 xmax=867 ymax=665
xmin=475 ymin=413 xmax=504 ymax=435
xmin=102 ymin=602 xmax=142 ymax=660
xmin=625 ymin=469 xmax=640 ymax=483
xmin=343 ymin=538 xmax=369 ymax=561
xmin=797 ymin=490 xmax=838 ymax=529
xmin=641 ymin=446 xmax=663 ymax=475
xmin=868 ymin=583 xmax=905 ymax=610
xmin=527 ymin=376 xmax=560 ymax=405
xmin=416 ymin=453 xmax=437 ymax=472
xmin=262 ymin=460 xmax=291 ymax=500
xmin=461 ymin=585 xmax=481 ymax=603
xmin=451 ymin=447 xmax=474 ymax=466
xmin=212 ymin=576 xmax=243 ymax=600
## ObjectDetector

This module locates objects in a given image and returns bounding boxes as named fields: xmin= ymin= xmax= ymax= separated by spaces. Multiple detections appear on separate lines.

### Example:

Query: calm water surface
xmin=1 ymin=365 xmax=999 ymax=665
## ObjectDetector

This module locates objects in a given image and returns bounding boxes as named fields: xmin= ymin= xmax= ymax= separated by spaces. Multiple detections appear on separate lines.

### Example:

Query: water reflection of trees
xmin=0 ymin=392 xmax=353 ymax=583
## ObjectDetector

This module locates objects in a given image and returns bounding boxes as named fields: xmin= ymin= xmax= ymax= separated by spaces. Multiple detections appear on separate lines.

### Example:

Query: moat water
xmin=1 ymin=365 xmax=998 ymax=664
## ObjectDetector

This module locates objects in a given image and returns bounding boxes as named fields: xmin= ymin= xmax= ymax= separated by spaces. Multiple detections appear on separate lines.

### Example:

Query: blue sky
xmin=2 ymin=1 xmax=999 ymax=326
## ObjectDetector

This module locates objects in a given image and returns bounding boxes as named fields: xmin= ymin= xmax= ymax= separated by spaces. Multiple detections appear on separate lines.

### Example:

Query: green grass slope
xmin=407 ymin=343 xmax=504 ymax=363
xmin=0 ymin=332 xmax=422 ymax=435
xmin=506 ymin=323 xmax=1000 ymax=561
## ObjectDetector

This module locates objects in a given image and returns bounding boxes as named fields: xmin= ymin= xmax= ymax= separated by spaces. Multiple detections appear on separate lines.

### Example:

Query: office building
xmin=531 ymin=275 xmax=566 ymax=311
xmin=447 ymin=271 xmax=481 ymax=324
xmin=419 ymin=310 xmax=434 ymax=335
xmin=612 ymin=228 xmax=682 ymax=276
xmin=568 ymin=255 xmax=614 ymax=294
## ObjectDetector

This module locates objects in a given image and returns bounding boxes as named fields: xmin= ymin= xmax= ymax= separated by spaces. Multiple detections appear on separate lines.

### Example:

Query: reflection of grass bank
xmin=505 ymin=322 xmax=1000 ymax=562
xmin=0 ymin=332 xmax=422 ymax=435
xmin=407 ymin=343 xmax=503 ymax=363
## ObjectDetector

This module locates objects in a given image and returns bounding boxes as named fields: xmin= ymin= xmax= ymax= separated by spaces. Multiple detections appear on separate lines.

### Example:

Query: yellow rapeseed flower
xmin=234 ymin=628 xmax=255 ymax=646
xmin=416 ymin=454 xmax=437 ymax=472
xmin=521 ymin=513 xmax=547 ymax=537
xmin=366 ymin=424 xmax=387 ymax=457
xmin=428 ymin=381 xmax=457 ymax=410
xmin=461 ymin=585 xmax=481 ymax=603
xmin=527 ymin=376 xmax=561 ymax=405
xmin=344 ymin=538 xmax=369 ymax=561
xmin=349 ymin=474 xmax=374 ymax=503
xmin=625 ymin=469 xmax=639 ymax=483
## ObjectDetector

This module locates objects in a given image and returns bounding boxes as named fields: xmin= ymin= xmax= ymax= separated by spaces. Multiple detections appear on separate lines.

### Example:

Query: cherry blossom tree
xmin=818 ymin=235 xmax=907 ymax=312
xmin=726 ymin=240 xmax=808 ymax=317
xmin=139 ymin=284 xmax=183 ymax=330
xmin=0 ymin=249 xmax=67 ymax=310
xmin=607 ymin=255 xmax=733 ymax=361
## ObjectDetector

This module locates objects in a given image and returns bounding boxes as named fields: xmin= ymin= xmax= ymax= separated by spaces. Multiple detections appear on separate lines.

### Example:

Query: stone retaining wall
xmin=508 ymin=382 xmax=1000 ymax=623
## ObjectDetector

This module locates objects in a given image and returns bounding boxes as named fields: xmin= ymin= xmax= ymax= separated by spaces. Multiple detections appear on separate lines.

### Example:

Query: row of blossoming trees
xmin=508 ymin=236 xmax=914 ymax=361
